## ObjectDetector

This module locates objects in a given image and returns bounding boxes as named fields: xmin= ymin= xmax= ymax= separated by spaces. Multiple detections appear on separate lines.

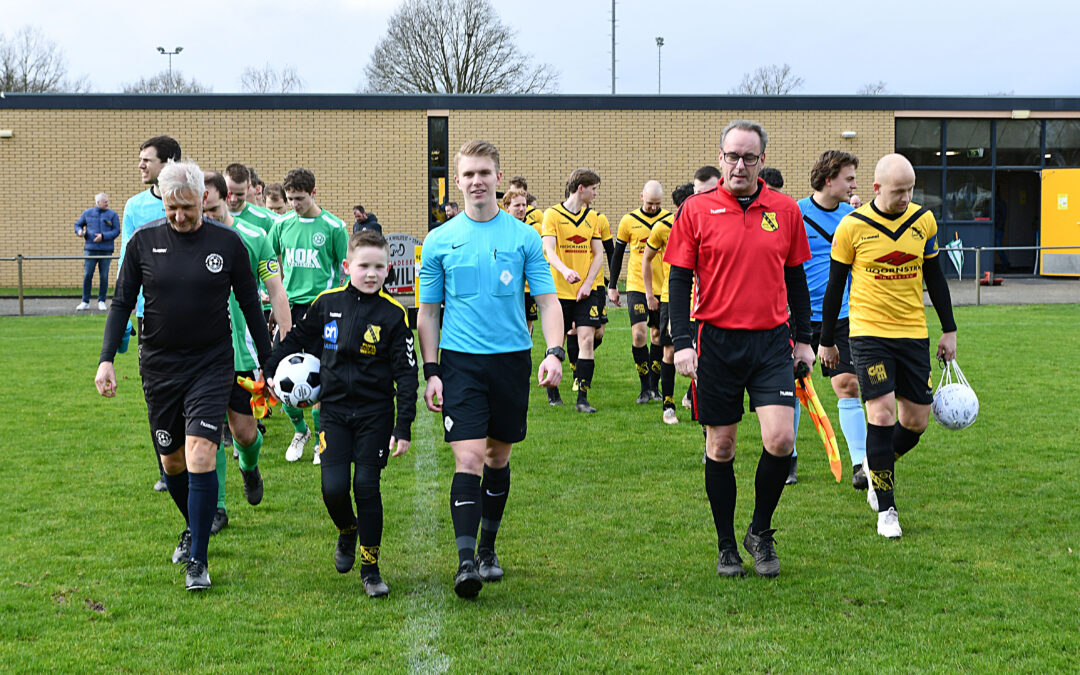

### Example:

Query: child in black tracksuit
xmin=264 ymin=230 xmax=417 ymax=598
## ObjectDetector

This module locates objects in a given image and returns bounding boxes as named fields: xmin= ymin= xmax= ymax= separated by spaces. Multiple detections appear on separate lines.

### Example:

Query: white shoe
xmin=662 ymin=408 xmax=679 ymax=425
xmin=682 ymin=393 xmax=692 ymax=409
xmin=877 ymin=507 xmax=902 ymax=538
xmin=865 ymin=463 xmax=878 ymax=511
xmin=97 ymin=301 xmax=107 ymax=310
xmin=286 ymin=429 xmax=311 ymax=462
xmin=312 ymin=443 xmax=321 ymax=465
xmin=76 ymin=302 xmax=90 ymax=311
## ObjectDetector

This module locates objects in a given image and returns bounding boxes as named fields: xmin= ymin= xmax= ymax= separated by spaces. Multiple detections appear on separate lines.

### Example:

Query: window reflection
xmin=896 ymin=119 xmax=942 ymax=166
xmin=1045 ymin=120 xmax=1080 ymax=167
xmin=945 ymin=171 xmax=992 ymax=221
xmin=996 ymin=119 xmax=1041 ymax=166
xmin=945 ymin=120 xmax=991 ymax=166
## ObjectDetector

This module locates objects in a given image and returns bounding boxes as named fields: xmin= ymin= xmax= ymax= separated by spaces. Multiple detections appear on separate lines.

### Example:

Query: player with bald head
xmin=609 ymin=180 xmax=672 ymax=403
xmin=818 ymin=153 xmax=957 ymax=539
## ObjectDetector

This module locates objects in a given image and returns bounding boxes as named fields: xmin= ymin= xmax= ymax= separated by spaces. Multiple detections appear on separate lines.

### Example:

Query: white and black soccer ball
xmin=272 ymin=353 xmax=321 ymax=408
xmin=931 ymin=383 xmax=979 ymax=430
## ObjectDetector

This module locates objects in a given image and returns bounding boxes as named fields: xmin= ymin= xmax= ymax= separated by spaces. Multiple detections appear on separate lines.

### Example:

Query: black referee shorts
xmin=695 ymin=323 xmax=797 ymax=427
xmin=319 ymin=404 xmax=395 ymax=469
xmin=560 ymin=297 xmax=602 ymax=332
xmin=142 ymin=366 xmax=233 ymax=455
xmin=850 ymin=336 xmax=933 ymax=405
xmin=441 ymin=349 xmax=532 ymax=444
xmin=811 ymin=319 xmax=856 ymax=378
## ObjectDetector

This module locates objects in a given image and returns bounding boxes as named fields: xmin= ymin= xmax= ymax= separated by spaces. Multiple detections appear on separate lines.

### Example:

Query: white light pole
xmin=156 ymin=46 xmax=183 ymax=93
xmin=655 ymin=37 xmax=664 ymax=94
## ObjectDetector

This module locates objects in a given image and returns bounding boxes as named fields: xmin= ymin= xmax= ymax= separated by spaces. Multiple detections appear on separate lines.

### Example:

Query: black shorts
xmin=850 ymin=336 xmax=933 ymax=405
xmin=290 ymin=303 xmax=310 ymax=326
xmin=695 ymin=323 xmax=797 ymax=426
xmin=594 ymin=286 xmax=609 ymax=324
xmin=441 ymin=349 xmax=531 ymax=444
xmin=625 ymin=291 xmax=660 ymax=328
xmin=319 ymin=405 xmax=395 ymax=469
xmin=142 ymin=367 xmax=233 ymax=455
xmin=658 ymin=302 xmax=672 ymax=347
xmin=227 ymin=370 xmax=257 ymax=415
xmin=811 ymin=319 xmax=856 ymax=377
xmin=560 ymin=297 xmax=603 ymax=332
xmin=524 ymin=292 xmax=538 ymax=322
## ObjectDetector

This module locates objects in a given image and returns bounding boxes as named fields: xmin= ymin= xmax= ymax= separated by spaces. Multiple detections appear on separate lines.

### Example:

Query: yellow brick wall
xmin=0 ymin=108 xmax=428 ymax=286
xmin=0 ymin=106 xmax=892 ymax=287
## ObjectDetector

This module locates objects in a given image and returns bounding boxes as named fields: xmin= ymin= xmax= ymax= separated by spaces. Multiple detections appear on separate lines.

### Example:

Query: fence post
xmin=17 ymin=254 xmax=25 ymax=316
xmin=974 ymin=248 xmax=981 ymax=307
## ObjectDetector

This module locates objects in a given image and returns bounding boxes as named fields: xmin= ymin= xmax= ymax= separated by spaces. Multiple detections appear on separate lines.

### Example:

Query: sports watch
xmin=544 ymin=346 xmax=566 ymax=361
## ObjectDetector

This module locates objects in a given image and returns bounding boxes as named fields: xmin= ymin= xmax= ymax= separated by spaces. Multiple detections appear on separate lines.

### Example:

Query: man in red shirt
xmin=666 ymin=119 xmax=814 ymax=578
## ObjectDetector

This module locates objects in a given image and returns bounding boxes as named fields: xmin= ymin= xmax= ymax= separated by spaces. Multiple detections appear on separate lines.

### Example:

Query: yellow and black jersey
xmin=618 ymin=207 xmax=671 ymax=294
xmin=645 ymin=215 xmax=674 ymax=302
xmin=524 ymin=206 xmax=544 ymax=233
xmin=542 ymin=203 xmax=602 ymax=300
xmin=831 ymin=201 xmax=940 ymax=339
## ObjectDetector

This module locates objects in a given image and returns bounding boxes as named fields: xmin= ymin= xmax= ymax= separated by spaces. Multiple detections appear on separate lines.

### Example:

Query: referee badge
xmin=760 ymin=212 xmax=779 ymax=232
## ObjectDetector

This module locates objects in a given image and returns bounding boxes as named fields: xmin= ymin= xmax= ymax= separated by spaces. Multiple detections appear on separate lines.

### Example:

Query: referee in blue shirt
xmin=418 ymin=140 xmax=565 ymax=598
xmin=794 ymin=150 xmax=868 ymax=488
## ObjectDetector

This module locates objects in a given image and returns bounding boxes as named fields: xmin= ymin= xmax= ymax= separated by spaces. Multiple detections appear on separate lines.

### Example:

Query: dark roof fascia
xmin=2 ymin=93 xmax=1079 ymax=112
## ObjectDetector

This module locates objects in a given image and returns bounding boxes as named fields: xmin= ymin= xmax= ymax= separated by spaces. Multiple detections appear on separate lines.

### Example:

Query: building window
xmin=914 ymin=169 xmax=943 ymax=219
xmin=945 ymin=119 xmax=991 ymax=166
xmin=1045 ymin=120 xmax=1080 ymax=167
xmin=996 ymin=119 xmax=1041 ymax=166
xmin=896 ymin=118 xmax=942 ymax=166
xmin=945 ymin=170 xmax=993 ymax=221
xmin=428 ymin=116 xmax=449 ymax=228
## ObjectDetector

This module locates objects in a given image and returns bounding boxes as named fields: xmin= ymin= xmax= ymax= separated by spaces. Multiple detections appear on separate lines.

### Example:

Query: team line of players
xmin=95 ymin=122 xmax=956 ymax=594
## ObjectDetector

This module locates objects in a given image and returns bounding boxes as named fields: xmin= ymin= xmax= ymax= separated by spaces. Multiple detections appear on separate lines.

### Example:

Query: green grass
xmin=0 ymin=288 xmax=82 ymax=297
xmin=2 ymin=306 xmax=1078 ymax=672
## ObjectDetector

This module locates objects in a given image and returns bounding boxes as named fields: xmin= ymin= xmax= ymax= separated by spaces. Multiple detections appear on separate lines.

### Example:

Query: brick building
xmin=1 ymin=94 xmax=1077 ymax=287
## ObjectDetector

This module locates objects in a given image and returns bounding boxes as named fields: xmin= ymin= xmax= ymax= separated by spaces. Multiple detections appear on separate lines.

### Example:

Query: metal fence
xmin=3 ymin=246 xmax=1079 ymax=315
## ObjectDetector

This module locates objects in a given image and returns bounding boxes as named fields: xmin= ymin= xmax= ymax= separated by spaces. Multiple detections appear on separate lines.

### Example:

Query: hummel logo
xmin=453 ymin=500 xmax=476 ymax=507
xmin=452 ymin=243 xmax=465 ymax=249
xmin=779 ymin=390 xmax=794 ymax=397
xmin=485 ymin=490 xmax=507 ymax=497
xmin=329 ymin=312 xmax=342 ymax=318
xmin=199 ymin=420 xmax=218 ymax=431
xmin=710 ymin=208 xmax=727 ymax=214
xmin=152 ymin=248 xmax=167 ymax=253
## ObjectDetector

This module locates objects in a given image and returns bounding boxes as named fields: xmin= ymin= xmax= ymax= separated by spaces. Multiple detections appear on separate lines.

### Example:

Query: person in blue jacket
xmin=75 ymin=192 xmax=121 ymax=311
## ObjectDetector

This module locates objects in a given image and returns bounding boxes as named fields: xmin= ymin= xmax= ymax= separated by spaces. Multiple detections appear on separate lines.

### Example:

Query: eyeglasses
xmin=722 ymin=152 xmax=761 ymax=166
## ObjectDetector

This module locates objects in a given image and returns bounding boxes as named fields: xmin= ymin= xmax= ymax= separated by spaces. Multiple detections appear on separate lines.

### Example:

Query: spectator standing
xmin=75 ymin=193 xmax=121 ymax=311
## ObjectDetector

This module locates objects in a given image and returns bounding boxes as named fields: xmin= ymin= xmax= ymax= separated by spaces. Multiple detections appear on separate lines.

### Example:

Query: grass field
xmin=2 ymin=305 xmax=1078 ymax=672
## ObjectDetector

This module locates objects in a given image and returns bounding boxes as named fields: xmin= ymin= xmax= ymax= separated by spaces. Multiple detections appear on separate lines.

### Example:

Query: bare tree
xmin=241 ymin=63 xmax=304 ymax=93
xmin=0 ymin=25 xmax=90 ymax=92
xmin=857 ymin=80 xmax=889 ymax=95
xmin=729 ymin=63 xmax=804 ymax=95
xmin=362 ymin=0 xmax=557 ymax=94
xmin=122 ymin=71 xmax=211 ymax=94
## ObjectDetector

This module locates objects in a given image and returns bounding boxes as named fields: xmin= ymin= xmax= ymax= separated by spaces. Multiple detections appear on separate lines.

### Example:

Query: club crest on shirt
xmin=760 ymin=212 xmax=779 ymax=232
xmin=312 ymin=232 xmax=326 ymax=247
xmin=364 ymin=324 xmax=381 ymax=343
xmin=910 ymin=224 xmax=926 ymax=240
xmin=205 ymin=253 xmax=224 ymax=273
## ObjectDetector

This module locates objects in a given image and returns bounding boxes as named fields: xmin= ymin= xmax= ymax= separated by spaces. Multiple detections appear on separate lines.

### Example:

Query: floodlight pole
xmin=656 ymin=37 xmax=664 ymax=94
xmin=156 ymin=46 xmax=184 ymax=93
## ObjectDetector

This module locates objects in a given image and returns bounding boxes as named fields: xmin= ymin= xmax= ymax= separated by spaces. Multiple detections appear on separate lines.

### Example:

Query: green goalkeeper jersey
xmin=268 ymin=207 xmax=348 ymax=305
xmin=229 ymin=219 xmax=281 ymax=371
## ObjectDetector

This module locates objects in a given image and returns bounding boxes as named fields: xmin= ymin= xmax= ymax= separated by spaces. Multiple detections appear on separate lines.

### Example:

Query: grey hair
xmin=95 ymin=192 xmax=108 ymax=202
xmin=720 ymin=119 xmax=769 ymax=153
xmin=157 ymin=160 xmax=205 ymax=205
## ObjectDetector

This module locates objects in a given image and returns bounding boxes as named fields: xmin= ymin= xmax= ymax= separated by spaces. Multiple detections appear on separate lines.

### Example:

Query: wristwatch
xmin=544 ymin=346 xmax=566 ymax=361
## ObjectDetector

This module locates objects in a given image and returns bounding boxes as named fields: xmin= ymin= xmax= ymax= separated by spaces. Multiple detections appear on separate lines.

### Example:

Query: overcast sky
xmin=6 ymin=0 xmax=1078 ymax=96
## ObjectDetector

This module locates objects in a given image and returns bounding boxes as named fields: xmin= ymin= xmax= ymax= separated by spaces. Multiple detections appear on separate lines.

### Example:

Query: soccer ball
xmin=272 ymin=353 xmax=321 ymax=408
xmin=931 ymin=383 xmax=979 ymax=430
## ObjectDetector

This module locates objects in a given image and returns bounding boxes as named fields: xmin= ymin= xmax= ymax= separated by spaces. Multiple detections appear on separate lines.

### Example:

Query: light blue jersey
xmin=798 ymin=196 xmax=852 ymax=322
xmin=119 ymin=188 xmax=166 ymax=318
xmin=420 ymin=210 xmax=555 ymax=354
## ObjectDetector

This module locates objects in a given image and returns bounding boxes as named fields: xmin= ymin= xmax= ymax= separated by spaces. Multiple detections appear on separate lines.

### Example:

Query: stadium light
xmin=156 ymin=46 xmax=184 ymax=93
